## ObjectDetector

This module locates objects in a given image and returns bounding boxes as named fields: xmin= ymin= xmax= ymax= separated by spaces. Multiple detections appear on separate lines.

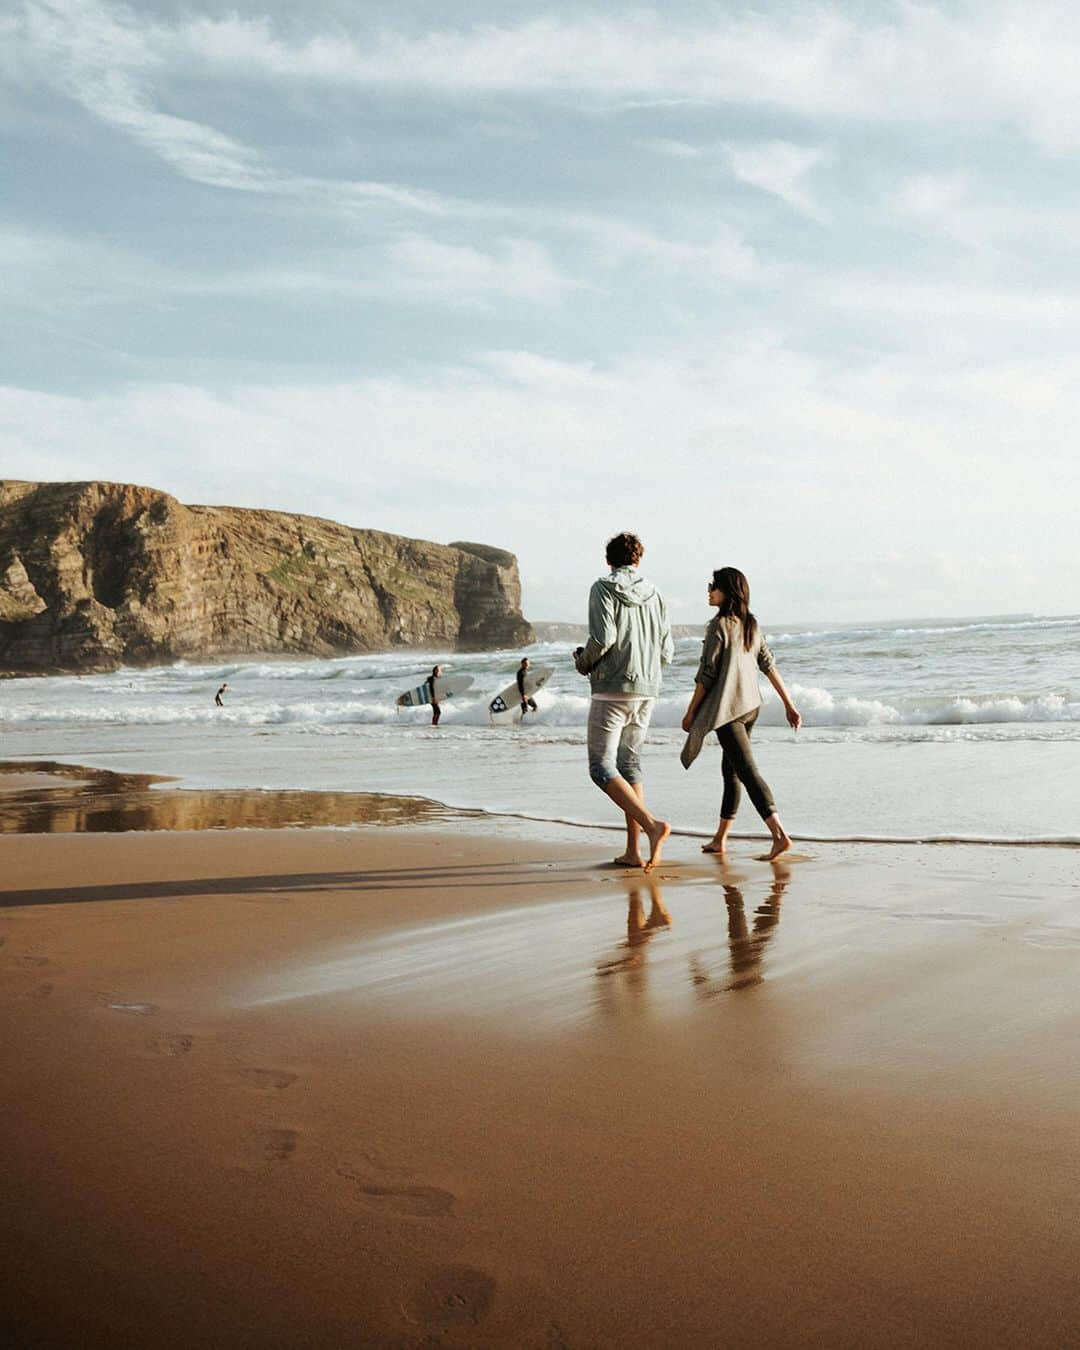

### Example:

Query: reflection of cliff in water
xmin=0 ymin=762 xmax=459 ymax=835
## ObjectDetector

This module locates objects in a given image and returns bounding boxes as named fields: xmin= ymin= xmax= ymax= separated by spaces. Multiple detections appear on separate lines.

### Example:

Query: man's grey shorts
xmin=587 ymin=696 xmax=656 ymax=788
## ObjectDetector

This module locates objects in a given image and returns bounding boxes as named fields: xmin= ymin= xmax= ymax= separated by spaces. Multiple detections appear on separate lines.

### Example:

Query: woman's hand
xmin=681 ymin=708 xmax=695 ymax=733
xmin=785 ymin=703 xmax=802 ymax=731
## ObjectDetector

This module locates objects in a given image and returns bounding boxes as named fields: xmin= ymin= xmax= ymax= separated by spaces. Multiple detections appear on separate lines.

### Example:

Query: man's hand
xmin=681 ymin=709 xmax=695 ymax=733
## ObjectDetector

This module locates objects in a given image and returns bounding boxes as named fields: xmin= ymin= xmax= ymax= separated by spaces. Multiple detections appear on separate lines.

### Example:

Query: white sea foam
xmin=3 ymin=683 xmax=1076 ymax=731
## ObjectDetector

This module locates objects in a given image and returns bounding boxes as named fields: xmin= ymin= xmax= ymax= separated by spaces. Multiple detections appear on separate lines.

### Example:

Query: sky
xmin=2 ymin=0 xmax=1078 ymax=625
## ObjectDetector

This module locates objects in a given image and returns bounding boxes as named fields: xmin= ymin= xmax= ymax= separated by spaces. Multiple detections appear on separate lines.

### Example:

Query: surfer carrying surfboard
xmin=429 ymin=664 xmax=443 ymax=726
xmin=573 ymin=532 xmax=673 ymax=873
xmin=516 ymin=658 xmax=538 ymax=717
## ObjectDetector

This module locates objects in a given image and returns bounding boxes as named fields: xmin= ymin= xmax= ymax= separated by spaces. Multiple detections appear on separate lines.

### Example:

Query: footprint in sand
xmin=401 ymin=1265 xmax=495 ymax=1329
xmin=146 ymin=1033 xmax=194 ymax=1056
xmin=258 ymin=1128 xmax=299 ymax=1164
xmin=357 ymin=1149 xmax=414 ymax=1180
xmin=234 ymin=1066 xmax=298 ymax=1091
xmin=338 ymin=1165 xmax=456 ymax=1218
xmin=14 ymin=954 xmax=50 ymax=969
xmin=30 ymin=982 xmax=53 ymax=1000
xmin=236 ymin=1127 xmax=300 ymax=1173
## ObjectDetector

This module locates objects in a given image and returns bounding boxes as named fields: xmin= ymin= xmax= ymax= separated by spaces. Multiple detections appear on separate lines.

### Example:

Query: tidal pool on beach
xmin=0 ymin=760 xmax=461 ymax=834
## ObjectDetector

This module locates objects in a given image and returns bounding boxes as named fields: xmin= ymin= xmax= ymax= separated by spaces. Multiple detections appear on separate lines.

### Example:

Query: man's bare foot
xmin=642 ymin=820 xmax=672 ymax=873
xmin=756 ymin=832 xmax=792 ymax=862
xmin=612 ymin=853 xmax=644 ymax=867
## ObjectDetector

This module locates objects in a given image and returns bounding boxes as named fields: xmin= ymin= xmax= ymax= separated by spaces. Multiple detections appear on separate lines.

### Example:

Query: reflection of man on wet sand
xmin=595 ymin=879 xmax=672 ymax=985
xmin=689 ymin=865 xmax=789 ymax=997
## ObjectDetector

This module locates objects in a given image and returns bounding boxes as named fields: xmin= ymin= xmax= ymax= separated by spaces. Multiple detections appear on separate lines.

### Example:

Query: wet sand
xmin=2 ymin=771 xmax=1080 ymax=1347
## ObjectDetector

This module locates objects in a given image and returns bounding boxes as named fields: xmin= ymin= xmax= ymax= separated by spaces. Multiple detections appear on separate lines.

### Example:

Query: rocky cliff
xmin=0 ymin=481 xmax=533 ymax=674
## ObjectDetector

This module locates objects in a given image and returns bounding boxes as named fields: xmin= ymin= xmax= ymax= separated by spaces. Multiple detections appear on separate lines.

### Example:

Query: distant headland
xmin=0 ymin=480 xmax=533 ymax=675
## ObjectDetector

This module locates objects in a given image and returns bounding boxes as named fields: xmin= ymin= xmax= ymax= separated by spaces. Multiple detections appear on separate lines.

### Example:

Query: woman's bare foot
xmin=701 ymin=838 xmax=727 ymax=856
xmin=756 ymin=831 xmax=792 ymax=862
xmin=612 ymin=853 xmax=644 ymax=867
xmin=642 ymin=820 xmax=672 ymax=873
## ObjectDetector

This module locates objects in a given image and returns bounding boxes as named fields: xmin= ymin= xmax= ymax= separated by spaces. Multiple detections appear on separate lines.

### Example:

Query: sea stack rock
xmin=0 ymin=481 xmax=534 ymax=674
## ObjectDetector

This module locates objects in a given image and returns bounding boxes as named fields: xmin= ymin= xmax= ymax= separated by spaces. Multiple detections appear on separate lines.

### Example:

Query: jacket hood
xmin=597 ymin=567 xmax=658 ymax=607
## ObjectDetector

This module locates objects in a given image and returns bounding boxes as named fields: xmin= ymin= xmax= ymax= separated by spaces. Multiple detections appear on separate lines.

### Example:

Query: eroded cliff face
xmin=0 ymin=481 xmax=533 ymax=674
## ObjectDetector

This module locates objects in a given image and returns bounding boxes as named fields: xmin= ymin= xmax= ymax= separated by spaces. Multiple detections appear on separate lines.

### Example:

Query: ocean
xmin=2 ymin=613 xmax=1078 ymax=844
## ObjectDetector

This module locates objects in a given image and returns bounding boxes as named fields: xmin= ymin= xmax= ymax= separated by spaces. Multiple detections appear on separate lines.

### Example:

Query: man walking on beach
xmin=574 ymin=532 xmax=673 ymax=872
xmin=214 ymin=682 xmax=228 ymax=708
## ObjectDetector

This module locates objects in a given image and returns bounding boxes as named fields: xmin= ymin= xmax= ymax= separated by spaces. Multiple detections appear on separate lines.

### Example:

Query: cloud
xmin=2 ymin=341 xmax=1077 ymax=619
xmin=19 ymin=0 xmax=267 ymax=189
xmin=110 ymin=2 xmax=1080 ymax=154
xmin=723 ymin=140 xmax=829 ymax=221
xmin=821 ymin=274 xmax=1080 ymax=329
xmin=0 ymin=211 xmax=758 ymax=330
xmin=13 ymin=0 xmax=453 ymax=211
xmin=0 ymin=228 xmax=66 ymax=269
xmin=635 ymin=138 xmax=705 ymax=160
xmin=564 ymin=216 xmax=763 ymax=284
xmin=476 ymin=350 xmax=618 ymax=391
xmin=892 ymin=172 xmax=972 ymax=220
xmin=385 ymin=236 xmax=579 ymax=306
xmin=635 ymin=135 xmax=829 ymax=221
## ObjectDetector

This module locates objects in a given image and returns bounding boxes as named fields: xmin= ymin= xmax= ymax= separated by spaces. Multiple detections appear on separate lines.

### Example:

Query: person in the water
xmin=517 ymin=657 xmax=538 ymax=717
xmin=429 ymin=665 xmax=443 ymax=726
xmin=214 ymin=682 xmax=228 ymax=707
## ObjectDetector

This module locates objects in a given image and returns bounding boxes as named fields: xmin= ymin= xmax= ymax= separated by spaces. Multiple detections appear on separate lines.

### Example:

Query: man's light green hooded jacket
xmin=573 ymin=566 xmax=674 ymax=697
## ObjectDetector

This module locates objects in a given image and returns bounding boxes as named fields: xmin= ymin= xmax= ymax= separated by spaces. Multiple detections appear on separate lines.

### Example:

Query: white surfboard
xmin=488 ymin=666 xmax=554 ymax=724
xmin=396 ymin=673 xmax=474 ymax=708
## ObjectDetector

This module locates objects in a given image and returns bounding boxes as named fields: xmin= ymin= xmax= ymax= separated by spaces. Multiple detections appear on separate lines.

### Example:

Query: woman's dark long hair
xmin=712 ymin=567 xmax=758 ymax=651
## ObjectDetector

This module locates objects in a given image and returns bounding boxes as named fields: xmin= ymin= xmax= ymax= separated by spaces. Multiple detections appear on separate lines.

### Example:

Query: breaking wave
xmin=2 ymin=683 xmax=1077 ymax=731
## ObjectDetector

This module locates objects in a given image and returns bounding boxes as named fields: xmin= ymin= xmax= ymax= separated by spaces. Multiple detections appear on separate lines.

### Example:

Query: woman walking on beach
xmin=680 ymin=567 xmax=801 ymax=861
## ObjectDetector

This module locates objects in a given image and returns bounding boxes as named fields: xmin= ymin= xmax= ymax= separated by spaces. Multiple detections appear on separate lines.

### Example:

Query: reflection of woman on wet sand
xmin=688 ymin=868 xmax=788 ymax=997
xmin=680 ymin=567 xmax=801 ymax=861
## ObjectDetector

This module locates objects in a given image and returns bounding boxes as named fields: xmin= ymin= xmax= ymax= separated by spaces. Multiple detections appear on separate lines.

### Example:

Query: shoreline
xmin=1 ymin=757 xmax=1078 ymax=850
xmin=4 ymin=770 xmax=1080 ymax=1345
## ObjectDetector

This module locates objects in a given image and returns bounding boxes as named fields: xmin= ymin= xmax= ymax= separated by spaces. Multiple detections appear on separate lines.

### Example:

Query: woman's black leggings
xmin=716 ymin=709 xmax=776 ymax=821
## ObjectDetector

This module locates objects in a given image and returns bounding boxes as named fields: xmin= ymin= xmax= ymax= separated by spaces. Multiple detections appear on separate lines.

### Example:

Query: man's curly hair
xmin=605 ymin=532 xmax=644 ymax=568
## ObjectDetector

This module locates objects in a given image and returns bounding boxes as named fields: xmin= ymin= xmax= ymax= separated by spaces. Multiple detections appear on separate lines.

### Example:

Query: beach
xmin=10 ymin=0 xmax=1080 ymax=1340
xmin=3 ymin=769 xmax=1080 ymax=1348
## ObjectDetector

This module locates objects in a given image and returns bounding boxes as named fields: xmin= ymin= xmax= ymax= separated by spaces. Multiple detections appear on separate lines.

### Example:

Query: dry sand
xmin=2 ymin=785 xmax=1080 ymax=1348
